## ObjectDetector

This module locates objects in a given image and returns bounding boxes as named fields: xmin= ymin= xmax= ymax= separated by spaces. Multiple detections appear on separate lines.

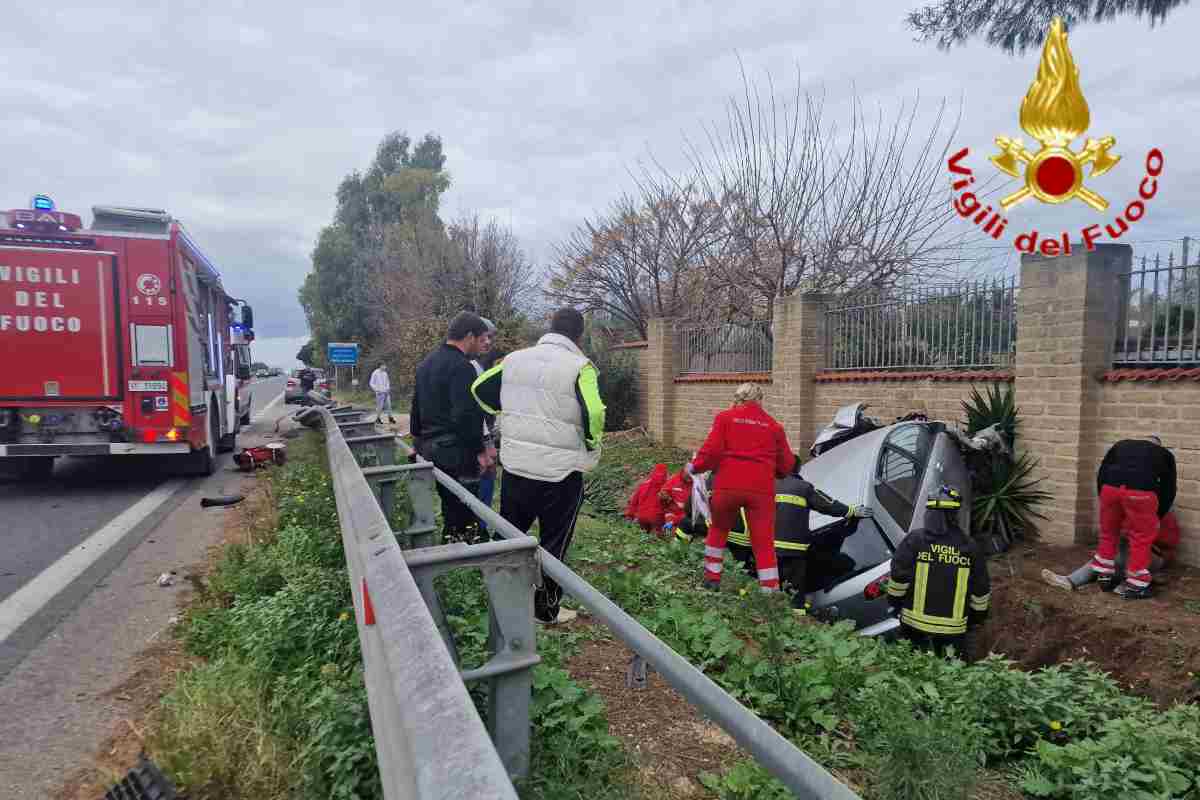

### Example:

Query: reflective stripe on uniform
xmin=952 ymin=566 xmax=969 ymax=621
xmin=727 ymin=531 xmax=752 ymax=546
xmin=969 ymin=592 xmax=990 ymax=611
xmin=705 ymin=561 xmax=723 ymax=575
xmin=776 ymin=493 xmax=807 ymax=508
xmin=757 ymin=567 xmax=779 ymax=581
xmin=704 ymin=545 xmax=725 ymax=558
xmin=887 ymin=580 xmax=909 ymax=597
xmin=914 ymin=562 xmax=930 ymax=614
xmin=900 ymin=608 xmax=968 ymax=635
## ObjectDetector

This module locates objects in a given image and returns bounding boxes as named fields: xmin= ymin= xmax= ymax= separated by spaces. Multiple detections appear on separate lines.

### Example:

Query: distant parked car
xmin=687 ymin=405 xmax=973 ymax=638
xmin=255 ymin=369 xmax=270 ymax=378
xmin=285 ymin=368 xmax=331 ymax=404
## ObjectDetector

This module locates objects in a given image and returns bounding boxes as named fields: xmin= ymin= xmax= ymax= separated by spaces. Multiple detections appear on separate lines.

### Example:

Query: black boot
xmin=1114 ymin=581 xmax=1152 ymax=600
xmin=1097 ymin=575 xmax=1120 ymax=593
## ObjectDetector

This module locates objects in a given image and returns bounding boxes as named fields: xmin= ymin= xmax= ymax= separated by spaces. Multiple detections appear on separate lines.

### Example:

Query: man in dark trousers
xmin=1089 ymin=435 xmax=1177 ymax=599
xmin=410 ymin=311 xmax=493 ymax=544
xmin=471 ymin=308 xmax=606 ymax=625
xmin=717 ymin=453 xmax=872 ymax=601
xmin=887 ymin=485 xmax=990 ymax=658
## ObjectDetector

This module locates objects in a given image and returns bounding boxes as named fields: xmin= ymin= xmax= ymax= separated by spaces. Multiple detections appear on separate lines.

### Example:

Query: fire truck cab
xmin=0 ymin=196 xmax=254 ymax=478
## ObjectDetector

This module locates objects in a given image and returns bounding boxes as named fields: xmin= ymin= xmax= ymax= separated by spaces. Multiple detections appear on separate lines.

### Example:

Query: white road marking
xmin=0 ymin=479 xmax=184 ymax=643
xmin=251 ymin=390 xmax=285 ymax=424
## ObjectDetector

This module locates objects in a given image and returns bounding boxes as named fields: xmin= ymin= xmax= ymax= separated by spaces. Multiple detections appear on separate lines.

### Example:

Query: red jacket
xmin=660 ymin=471 xmax=692 ymax=526
xmin=626 ymin=463 xmax=669 ymax=529
xmin=691 ymin=401 xmax=795 ymax=495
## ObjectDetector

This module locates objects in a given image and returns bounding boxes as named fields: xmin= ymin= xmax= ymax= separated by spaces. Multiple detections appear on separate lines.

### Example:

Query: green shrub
xmin=1021 ymin=705 xmax=1200 ymax=799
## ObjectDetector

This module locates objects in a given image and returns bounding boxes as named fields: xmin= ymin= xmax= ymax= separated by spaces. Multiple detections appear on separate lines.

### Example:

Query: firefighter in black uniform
xmin=887 ymin=485 xmax=990 ymax=657
xmin=720 ymin=453 xmax=872 ymax=599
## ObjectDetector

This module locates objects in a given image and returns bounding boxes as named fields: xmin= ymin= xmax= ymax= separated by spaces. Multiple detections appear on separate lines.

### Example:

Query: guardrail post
xmin=404 ymin=538 xmax=541 ymax=780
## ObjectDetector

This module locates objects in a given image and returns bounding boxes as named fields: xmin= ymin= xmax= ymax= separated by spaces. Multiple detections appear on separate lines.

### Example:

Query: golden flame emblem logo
xmin=991 ymin=17 xmax=1121 ymax=211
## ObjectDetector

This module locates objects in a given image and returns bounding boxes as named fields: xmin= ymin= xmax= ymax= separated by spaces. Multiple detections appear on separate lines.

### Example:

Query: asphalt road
xmin=0 ymin=376 xmax=285 ymax=666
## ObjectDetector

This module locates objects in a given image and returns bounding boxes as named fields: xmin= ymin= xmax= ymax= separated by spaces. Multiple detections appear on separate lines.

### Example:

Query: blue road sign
xmin=327 ymin=342 xmax=359 ymax=365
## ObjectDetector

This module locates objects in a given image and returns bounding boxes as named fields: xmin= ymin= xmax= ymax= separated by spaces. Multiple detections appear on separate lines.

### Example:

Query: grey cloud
xmin=4 ymin=0 xmax=1199 ymax=341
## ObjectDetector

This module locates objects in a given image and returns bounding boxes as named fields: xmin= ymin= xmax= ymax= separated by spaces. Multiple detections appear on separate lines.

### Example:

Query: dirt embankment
xmin=976 ymin=543 xmax=1200 ymax=707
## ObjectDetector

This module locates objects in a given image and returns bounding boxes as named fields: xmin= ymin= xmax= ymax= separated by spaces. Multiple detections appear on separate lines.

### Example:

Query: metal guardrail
xmin=315 ymin=401 xmax=861 ymax=799
xmin=317 ymin=406 xmax=521 ymax=800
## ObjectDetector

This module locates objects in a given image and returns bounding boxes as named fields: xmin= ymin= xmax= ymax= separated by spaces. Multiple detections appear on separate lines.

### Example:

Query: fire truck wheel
xmin=16 ymin=456 xmax=55 ymax=481
xmin=185 ymin=408 xmax=218 ymax=476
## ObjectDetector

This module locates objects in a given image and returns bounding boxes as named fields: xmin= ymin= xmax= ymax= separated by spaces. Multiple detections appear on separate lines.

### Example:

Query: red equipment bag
xmin=234 ymin=442 xmax=287 ymax=471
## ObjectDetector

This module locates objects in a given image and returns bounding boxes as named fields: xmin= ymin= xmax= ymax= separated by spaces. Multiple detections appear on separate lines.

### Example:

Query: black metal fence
xmin=1115 ymin=251 xmax=1200 ymax=366
xmin=679 ymin=321 xmax=772 ymax=374
xmin=824 ymin=278 xmax=1018 ymax=371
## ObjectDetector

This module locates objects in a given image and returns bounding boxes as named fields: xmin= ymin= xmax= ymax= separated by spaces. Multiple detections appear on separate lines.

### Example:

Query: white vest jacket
xmin=499 ymin=334 xmax=601 ymax=482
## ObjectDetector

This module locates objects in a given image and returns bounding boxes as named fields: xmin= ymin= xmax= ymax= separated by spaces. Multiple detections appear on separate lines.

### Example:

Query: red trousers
xmin=1092 ymin=484 xmax=1159 ymax=588
xmin=704 ymin=489 xmax=779 ymax=590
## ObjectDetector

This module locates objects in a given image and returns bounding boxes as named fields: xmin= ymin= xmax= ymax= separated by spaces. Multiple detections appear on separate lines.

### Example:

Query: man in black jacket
xmin=887 ymin=485 xmax=990 ymax=658
xmin=1089 ymin=435 xmax=1177 ymax=599
xmin=410 ymin=311 xmax=492 ymax=543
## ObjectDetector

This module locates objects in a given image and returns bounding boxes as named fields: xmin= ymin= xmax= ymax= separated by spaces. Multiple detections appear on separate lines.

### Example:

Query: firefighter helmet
xmin=926 ymin=484 xmax=963 ymax=510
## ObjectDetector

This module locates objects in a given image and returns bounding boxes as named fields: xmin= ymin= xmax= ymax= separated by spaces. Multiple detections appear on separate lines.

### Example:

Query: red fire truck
xmin=0 ymin=196 xmax=256 ymax=479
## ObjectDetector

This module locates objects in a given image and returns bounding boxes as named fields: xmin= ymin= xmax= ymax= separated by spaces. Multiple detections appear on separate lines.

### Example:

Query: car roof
xmin=801 ymin=422 xmax=930 ymax=530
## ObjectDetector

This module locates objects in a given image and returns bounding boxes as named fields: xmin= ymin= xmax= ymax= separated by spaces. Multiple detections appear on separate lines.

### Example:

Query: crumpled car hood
xmin=800 ymin=426 xmax=891 ymax=530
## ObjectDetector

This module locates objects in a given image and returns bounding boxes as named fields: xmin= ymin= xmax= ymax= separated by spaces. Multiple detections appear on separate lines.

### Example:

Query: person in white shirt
xmin=369 ymin=363 xmax=396 ymax=424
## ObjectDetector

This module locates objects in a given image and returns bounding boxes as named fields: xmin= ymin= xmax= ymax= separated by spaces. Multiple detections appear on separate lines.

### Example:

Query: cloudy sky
xmin=5 ymin=1 xmax=1199 ymax=367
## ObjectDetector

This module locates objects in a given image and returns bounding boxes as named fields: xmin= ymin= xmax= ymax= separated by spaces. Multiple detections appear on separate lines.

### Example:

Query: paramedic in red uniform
xmin=1090 ymin=435 xmax=1177 ymax=600
xmin=687 ymin=383 xmax=795 ymax=592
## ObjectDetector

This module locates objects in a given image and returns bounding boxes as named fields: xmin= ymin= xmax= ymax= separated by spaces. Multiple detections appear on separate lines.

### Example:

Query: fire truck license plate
xmin=128 ymin=380 xmax=168 ymax=392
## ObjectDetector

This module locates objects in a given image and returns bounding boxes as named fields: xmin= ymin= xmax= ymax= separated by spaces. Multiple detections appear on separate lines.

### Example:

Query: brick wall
xmin=1090 ymin=379 xmax=1200 ymax=565
xmin=631 ymin=249 xmax=1200 ymax=566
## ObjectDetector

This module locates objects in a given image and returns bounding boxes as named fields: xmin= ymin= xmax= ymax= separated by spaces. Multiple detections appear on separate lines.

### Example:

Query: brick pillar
xmin=771 ymin=292 xmax=829 ymax=455
xmin=1016 ymin=244 xmax=1131 ymax=546
xmin=645 ymin=317 xmax=679 ymax=446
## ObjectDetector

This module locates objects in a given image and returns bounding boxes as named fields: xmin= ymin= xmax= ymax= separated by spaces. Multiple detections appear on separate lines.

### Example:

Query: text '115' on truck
xmin=0 ymin=196 xmax=257 ymax=479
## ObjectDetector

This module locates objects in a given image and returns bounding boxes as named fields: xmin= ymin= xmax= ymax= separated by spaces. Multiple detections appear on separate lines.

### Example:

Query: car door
xmin=910 ymin=427 xmax=972 ymax=535
xmin=870 ymin=423 xmax=934 ymax=546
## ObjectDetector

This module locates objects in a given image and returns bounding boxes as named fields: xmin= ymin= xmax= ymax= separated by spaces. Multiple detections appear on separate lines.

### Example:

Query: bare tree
xmin=684 ymin=67 xmax=983 ymax=321
xmin=448 ymin=214 xmax=537 ymax=319
xmin=546 ymin=183 xmax=727 ymax=339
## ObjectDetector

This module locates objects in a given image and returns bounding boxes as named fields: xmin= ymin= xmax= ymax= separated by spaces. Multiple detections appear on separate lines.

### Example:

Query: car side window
xmin=874 ymin=425 xmax=932 ymax=532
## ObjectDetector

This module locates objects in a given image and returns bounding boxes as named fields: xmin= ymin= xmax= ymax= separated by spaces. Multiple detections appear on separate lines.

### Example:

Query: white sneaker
xmin=1041 ymin=569 xmax=1074 ymax=592
xmin=536 ymin=608 xmax=579 ymax=626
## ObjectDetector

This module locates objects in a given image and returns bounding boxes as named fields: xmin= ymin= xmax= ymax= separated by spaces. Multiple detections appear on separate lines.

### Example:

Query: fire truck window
xmin=133 ymin=325 xmax=173 ymax=366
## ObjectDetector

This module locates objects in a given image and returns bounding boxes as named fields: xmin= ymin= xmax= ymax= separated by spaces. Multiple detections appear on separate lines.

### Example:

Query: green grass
xmin=148 ymin=428 xmax=1200 ymax=800
xmin=560 ymin=434 xmax=1200 ymax=800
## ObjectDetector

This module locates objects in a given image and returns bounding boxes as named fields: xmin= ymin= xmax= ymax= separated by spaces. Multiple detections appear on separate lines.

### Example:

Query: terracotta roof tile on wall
xmin=814 ymin=370 xmax=1014 ymax=383
xmin=674 ymin=372 xmax=773 ymax=384
xmin=1102 ymin=367 xmax=1200 ymax=383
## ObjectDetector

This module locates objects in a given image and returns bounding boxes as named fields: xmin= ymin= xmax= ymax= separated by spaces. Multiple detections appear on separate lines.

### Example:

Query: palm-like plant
xmin=962 ymin=383 xmax=1017 ymax=448
xmin=971 ymin=451 xmax=1052 ymax=553
xmin=960 ymin=383 xmax=1050 ymax=551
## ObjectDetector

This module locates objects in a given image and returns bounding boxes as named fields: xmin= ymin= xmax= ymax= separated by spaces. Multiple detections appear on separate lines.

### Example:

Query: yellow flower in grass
xmin=338 ymin=611 xmax=351 ymax=622
xmin=1049 ymin=721 xmax=1063 ymax=731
